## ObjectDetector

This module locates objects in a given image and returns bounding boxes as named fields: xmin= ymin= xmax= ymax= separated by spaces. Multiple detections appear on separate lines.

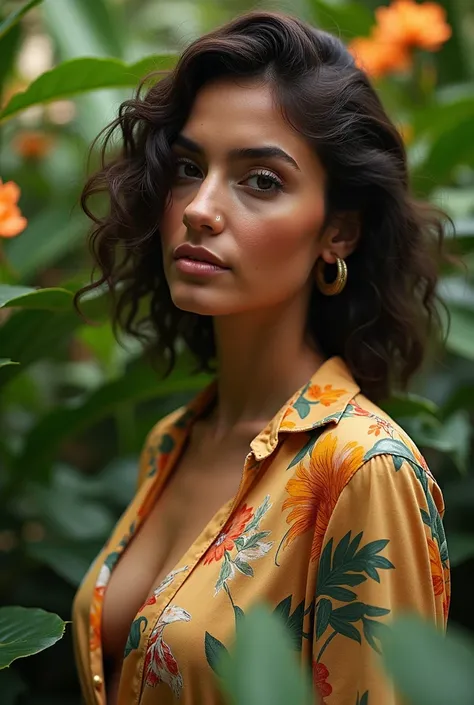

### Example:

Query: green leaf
xmin=0 ymin=285 xmax=74 ymax=311
xmin=0 ymin=606 xmax=65 ymax=668
xmin=286 ymin=600 xmax=305 ymax=651
xmin=332 ymin=602 xmax=366 ymax=622
xmin=357 ymin=692 xmax=369 ymax=705
xmin=234 ymin=559 xmax=254 ymax=577
xmin=273 ymin=596 xmax=292 ymax=622
xmin=219 ymin=605 xmax=313 ymax=705
xmin=362 ymin=617 xmax=387 ymax=654
xmin=233 ymin=606 xmax=245 ymax=630
xmin=0 ymin=55 xmax=176 ymax=123
xmin=381 ymin=615 xmax=474 ymax=705
xmin=328 ymin=616 xmax=361 ymax=644
xmin=204 ymin=632 xmax=230 ymax=676
xmin=11 ymin=357 xmax=208 ymax=483
xmin=123 ymin=616 xmax=147 ymax=658
xmin=0 ymin=359 xmax=19 ymax=369
xmin=316 ymin=598 xmax=332 ymax=640
xmin=4 ymin=208 xmax=88 ymax=281
xmin=381 ymin=393 xmax=439 ymax=421
xmin=364 ymin=439 xmax=418 ymax=466
xmin=413 ymin=116 xmax=474 ymax=194
xmin=0 ymin=0 xmax=43 ymax=41
xmin=0 ymin=22 xmax=21 ymax=95
xmin=26 ymin=539 xmax=103 ymax=586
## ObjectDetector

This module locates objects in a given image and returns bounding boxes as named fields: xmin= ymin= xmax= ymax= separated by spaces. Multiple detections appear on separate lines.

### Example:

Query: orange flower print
xmin=313 ymin=662 xmax=332 ymax=704
xmin=306 ymin=384 xmax=347 ymax=407
xmin=0 ymin=179 xmax=27 ymax=238
xmin=368 ymin=422 xmax=383 ymax=436
xmin=90 ymin=585 xmax=105 ymax=651
xmin=204 ymin=504 xmax=254 ymax=564
xmin=376 ymin=0 xmax=452 ymax=52
xmin=281 ymin=406 xmax=297 ymax=430
xmin=427 ymin=537 xmax=444 ymax=597
xmin=282 ymin=433 xmax=364 ymax=562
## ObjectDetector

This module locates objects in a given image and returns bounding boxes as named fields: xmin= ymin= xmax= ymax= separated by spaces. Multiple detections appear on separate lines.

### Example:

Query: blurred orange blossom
xmin=348 ymin=0 xmax=452 ymax=78
xmin=13 ymin=130 xmax=54 ymax=160
xmin=0 ymin=180 xmax=27 ymax=238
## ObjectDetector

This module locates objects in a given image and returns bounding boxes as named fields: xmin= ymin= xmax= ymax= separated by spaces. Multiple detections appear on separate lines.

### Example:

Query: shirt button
xmin=93 ymin=675 xmax=103 ymax=688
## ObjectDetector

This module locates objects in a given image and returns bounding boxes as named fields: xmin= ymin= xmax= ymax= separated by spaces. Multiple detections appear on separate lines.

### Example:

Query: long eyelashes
xmin=173 ymin=157 xmax=284 ymax=194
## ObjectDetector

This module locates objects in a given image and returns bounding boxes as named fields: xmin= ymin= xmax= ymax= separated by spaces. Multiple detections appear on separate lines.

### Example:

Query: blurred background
xmin=0 ymin=0 xmax=473 ymax=703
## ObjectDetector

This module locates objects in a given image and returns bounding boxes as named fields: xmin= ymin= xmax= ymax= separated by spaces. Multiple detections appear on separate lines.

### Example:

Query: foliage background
xmin=0 ymin=0 xmax=474 ymax=703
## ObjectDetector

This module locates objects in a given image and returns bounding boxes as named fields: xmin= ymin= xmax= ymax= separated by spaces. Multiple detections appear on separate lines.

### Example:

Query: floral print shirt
xmin=72 ymin=356 xmax=450 ymax=705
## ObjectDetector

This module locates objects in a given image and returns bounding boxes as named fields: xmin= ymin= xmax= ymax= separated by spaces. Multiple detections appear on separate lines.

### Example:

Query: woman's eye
xmin=175 ymin=159 xmax=202 ymax=180
xmin=245 ymin=171 xmax=283 ymax=193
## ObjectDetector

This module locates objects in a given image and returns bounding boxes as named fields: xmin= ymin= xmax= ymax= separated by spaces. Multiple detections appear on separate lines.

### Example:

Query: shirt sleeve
xmin=312 ymin=453 xmax=450 ymax=705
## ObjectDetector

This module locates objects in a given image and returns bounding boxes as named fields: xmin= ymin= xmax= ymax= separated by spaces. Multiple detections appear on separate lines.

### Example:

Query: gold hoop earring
xmin=315 ymin=257 xmax=347 ymax=296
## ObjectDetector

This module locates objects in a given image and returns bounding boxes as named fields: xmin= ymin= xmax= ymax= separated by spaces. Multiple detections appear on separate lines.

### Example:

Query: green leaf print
xmin=287 ymin=432 xmax=321 ymax=469
xmin=363 ymin=439 xmax=418 ymax=466
xmin=124 ymin=616 xmax=147 ymax=658
xmin=273 ymin=596 xmax=306 ymax=650
xmin=243 ymin=495 xmax=271 ymax=534
xmin=294 ymin=395 xmax=311 ymax=419
xmin=316 ymin=532 xmax=393 ymax=659
xmin=104 ymin=551 xmax=120 ymax=571
xmin=316 ymin=598 xmax=332 ymax=640
xmin=357 ymin=692 xmax=369 ymax=705
xmin=233 ymin=605 xmax=245 ymax=630
xmin=205 ymin=631 xmax=230 ymax=675
xmin=234 ymin=559 xmax=254 ymax=577
xmin=215 ymin=552 xmax=233 ymax=593
xmin=158 ymin=433 xmax=175 ymax=453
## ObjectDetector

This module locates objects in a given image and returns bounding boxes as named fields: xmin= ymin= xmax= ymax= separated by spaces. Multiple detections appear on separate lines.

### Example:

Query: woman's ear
xmin=319 ymin=212 xmax=361 ymax=264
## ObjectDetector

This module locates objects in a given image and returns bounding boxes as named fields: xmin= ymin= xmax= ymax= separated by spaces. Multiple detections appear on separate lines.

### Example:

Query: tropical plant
xmin=0 ymin=0 xmax=473 ymax=703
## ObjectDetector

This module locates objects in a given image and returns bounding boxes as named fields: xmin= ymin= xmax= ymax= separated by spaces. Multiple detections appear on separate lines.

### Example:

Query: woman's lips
xmin=174 ymin=257 xmax=229 ymax=276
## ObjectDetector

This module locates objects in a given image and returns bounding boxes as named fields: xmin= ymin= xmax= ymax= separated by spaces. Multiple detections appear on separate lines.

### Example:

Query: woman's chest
xmin=101 ymin=446 xmax=249 ymax=665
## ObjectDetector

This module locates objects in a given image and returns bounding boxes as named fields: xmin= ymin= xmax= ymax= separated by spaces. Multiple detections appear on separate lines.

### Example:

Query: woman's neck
xmin=209 ymin=293 xmax=325 ymax=441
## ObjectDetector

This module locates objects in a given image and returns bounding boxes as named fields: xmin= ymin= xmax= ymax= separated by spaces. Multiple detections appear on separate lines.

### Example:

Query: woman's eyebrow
xmin=173 ymin=134 xmax=301 ymax=171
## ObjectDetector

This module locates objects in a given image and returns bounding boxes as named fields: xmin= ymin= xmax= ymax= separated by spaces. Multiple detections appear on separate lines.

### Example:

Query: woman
xmin=73 ymin=10 xmax=450 ymax=705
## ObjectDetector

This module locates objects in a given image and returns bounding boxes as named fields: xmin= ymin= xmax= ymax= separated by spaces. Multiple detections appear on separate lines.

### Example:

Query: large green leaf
xmin=0 ymin=359 xmax=19 ymax=369
xmin=0 ymin=606 xmax=65 ymax=669
xmin=0 ymin=55 xmax=176 ymax=123
xmin=11 ymin=356 xmax=209 ymax=483
xmin=0 ymin=0 xmax=43 ymax=41
xmin=412 ymin=116 xmax=474 ymax=195
xmin=0 ymin=286 xmax=74 ymax=311
xmin=4 ymin=207 xmax=88 ymax=281
xmin=381 ymin=615 xmax=474 ymax=705
xmin=0 ymin=289 xmax=109 ymax=386
xmin=219 ymin=604 xmax=314 ymax=705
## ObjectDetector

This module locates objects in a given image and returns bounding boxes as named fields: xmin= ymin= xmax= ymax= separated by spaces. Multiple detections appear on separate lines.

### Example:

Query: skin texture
xmin=159 ymin=78 xmax=360 ymax=436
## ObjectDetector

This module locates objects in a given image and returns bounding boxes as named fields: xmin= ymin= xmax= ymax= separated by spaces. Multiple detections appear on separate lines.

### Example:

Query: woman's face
xmin=160 ymin=78 xmax=329 ymax=317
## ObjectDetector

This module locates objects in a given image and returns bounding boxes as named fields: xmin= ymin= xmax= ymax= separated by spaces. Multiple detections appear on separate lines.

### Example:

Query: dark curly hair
xmin=75 ymin=10 xmax=449 ymax=402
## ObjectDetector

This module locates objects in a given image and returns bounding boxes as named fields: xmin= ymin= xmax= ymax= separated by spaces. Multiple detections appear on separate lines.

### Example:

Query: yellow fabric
xmin=72 ymin=356 xmax=450 ymax=705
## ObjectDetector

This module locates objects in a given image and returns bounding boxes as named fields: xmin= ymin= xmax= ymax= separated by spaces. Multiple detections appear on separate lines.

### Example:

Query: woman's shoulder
xmin=322 ymin=391 xmax=437 ymax=489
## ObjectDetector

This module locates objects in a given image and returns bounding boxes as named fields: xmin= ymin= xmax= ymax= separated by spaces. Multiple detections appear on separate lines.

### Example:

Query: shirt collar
xmin=175 ymin=356 xmax=360 ymax=461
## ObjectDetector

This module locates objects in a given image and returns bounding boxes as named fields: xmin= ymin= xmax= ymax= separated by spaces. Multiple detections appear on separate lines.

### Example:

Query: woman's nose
xmin=182 ymin=187 xmax=225 ymax=235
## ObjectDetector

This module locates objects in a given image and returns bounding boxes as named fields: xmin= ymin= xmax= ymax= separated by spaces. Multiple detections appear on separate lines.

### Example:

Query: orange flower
xmin=13 ymin=130 xmax=54 ymax=160
xmin=306 ymin=384 xmax=347 ymax=407
xmin=282 ymin=433 xmax=364 ymax=562
xmin=348 ymin=26 xmax=412 ymax=78
xmin=0 ymin=179 xmax=27 ymax=238
xmin=204 ymin=503 xmax=254 ymax=564
xmin=427 ymin=537 xmax=444 ymax=596
xmin=376 ymin=0 xmax=452 ymax=52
